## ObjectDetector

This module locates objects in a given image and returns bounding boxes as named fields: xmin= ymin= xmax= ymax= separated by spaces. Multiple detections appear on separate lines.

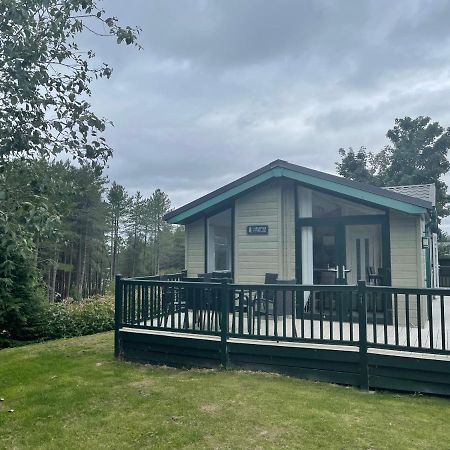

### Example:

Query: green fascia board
xmin=166 ymin=169 xmax=275 ymax=223
xmin=166 ymin=167 xmax=427 ymax=224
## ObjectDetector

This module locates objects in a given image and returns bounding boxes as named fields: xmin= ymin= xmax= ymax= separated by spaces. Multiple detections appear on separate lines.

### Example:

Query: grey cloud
xmin=81 ymin=0 xmax=450 ymax=226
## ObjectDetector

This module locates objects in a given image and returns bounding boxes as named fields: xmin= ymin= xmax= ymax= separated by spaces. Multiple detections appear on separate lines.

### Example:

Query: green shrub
xmin=35 ymin=296 xmax=114 ymax=341
xmin=0 ymin=217 xmax=46 ymax=345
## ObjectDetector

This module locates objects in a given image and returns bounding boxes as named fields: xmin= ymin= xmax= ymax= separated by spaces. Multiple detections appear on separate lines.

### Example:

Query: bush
xmin=0 ymin=217 xmax=46 ymax=345
xmin=35 ymin=296 xmax=115 ymax=341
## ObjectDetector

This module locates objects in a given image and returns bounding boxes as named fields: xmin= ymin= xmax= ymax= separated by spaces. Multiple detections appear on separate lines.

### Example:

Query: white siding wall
xmin=234 ymin=181 xmax=296 ymax=283
xmin=185 ymin=219 xmax=205 ymax=277
xmin=234 ymin=183 xmax=281 ymax=283
xmin=390 ymin=211 xmax=423 ymax=288
xmin=390 ymin=211 xmax=426 ymax=325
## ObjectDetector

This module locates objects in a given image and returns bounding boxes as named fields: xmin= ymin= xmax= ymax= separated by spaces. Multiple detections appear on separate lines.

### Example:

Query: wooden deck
xmin=118 ymin=278 xmax=450 ymax=395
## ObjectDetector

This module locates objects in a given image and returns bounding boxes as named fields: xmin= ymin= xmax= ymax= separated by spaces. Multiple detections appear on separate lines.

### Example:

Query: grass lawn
xmin=1 ymin=333 xmax=449 ymax=450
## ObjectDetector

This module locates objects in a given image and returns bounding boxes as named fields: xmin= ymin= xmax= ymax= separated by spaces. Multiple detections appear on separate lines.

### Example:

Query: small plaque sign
xmin=247 ymin=225 xmax=269 ymax=235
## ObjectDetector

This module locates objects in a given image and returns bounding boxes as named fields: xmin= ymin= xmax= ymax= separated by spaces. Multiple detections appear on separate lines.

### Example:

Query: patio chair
xmin=313 ymin=271 xmax=337 ymax=316
xmin=367 ymin=266 xmax=382 ymax=285
xmin=274 ymin=279 xmax=295 ymax=316
xmin=212 ymin=270 xmax=232 ymax=279
xmin=252 ymin=273 xmax=279 ymax=315
xmin=275 ymin=279 xmax=298 ymax=337
xmin=156 ymin=276 xmax=177 ymax=326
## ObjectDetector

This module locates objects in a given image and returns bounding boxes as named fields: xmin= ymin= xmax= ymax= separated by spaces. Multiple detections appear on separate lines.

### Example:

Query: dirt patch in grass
xmin=199 ymin=403 xmax=221 ymax=414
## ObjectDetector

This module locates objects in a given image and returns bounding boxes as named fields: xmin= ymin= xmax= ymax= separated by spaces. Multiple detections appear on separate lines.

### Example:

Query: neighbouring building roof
xmin=164 ymin=159 xmax=433 ymax=224
xmin=384 ymin=184 xmax=436 ymax=207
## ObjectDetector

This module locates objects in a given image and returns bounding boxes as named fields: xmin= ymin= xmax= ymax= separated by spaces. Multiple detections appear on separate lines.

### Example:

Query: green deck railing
xmin=114 ymin=277 xmax=450 ymax=394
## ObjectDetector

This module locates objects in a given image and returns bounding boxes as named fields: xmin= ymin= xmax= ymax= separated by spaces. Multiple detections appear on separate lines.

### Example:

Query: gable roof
xmin=164 ymin=159 xmax=432 ymax=224
xmin=384 ymin=184 xmax=436 ymax=207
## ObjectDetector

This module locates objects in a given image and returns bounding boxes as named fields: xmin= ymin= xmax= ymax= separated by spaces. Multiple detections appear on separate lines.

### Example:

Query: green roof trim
xmin=165 ymin=160 xmax=430 ymax=224
xmin=166 ymin=169 xmax=275 ymax=223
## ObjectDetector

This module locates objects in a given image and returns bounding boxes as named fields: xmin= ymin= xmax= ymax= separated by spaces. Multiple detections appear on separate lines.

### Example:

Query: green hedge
xmin=35 ymin=296 xmax=115 ymax=341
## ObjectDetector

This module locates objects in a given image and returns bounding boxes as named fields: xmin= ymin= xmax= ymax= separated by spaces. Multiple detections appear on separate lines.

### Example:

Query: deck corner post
xmin=220 ymin=279 xmax=230 ymax=368
xmin=114 ymin=274 xmax=123 ymax=358
xmin=357 ymin=280 xmax=369 ymax=390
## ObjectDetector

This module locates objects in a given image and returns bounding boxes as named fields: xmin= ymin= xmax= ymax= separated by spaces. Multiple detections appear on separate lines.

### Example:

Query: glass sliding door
xmin=311 ymin=225 xmax=343 ymax=285
xmin=345 ymin=224 xmax=382 ymax=285
xmin=297 ymin=215 xmax=390 ymax=321
xmin=298 ymin=219 xmax=388 ymax=286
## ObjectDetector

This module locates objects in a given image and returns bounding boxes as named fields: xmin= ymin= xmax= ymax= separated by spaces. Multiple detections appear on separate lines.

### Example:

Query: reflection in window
xmin=207 ymin=209 xmax=232 ymax=272
xmin=311 ymin=190 xmax=384 ymax=218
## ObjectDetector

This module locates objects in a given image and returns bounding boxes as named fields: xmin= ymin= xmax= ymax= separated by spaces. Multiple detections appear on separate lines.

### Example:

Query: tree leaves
xmin=0 ymin=0 xmax=141 ymax=164
xmin=336 ymin=116 xmax=450 ymax=226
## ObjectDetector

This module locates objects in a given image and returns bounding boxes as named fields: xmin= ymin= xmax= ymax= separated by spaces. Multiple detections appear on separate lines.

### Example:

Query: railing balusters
xmin=292 ymin=290 xmax=297 ymax=339
xmin=143 ymin=285 xmax=148 ymax=327
xmin=257 ymin=290 xmax=261 ymax=336
xmin=206 ymin=289 xmax=211 ymax=332
xmin=394 ymin=293 xmax=399 ymax=346
xmin=441 ymin=295 xmax=446 ymax=350
xmin=138 ymin=283 xmax=141 ymax=324
xmin=116 ymin=279 xmax=450 ymax=359
xmin=319 ymin=291 xmax=324 ymax=340
xmin=231 ymin=287 xmax=236 ymax=335
xmin=184 ymin=286 xmax=189 ymax=330
xmin=349 ymin=292 xmax=353 ymax=342
xmin=428 ymin=294 xmax=433 ymax=349
xmin=239 ymin=289 xmax=244 ymax=335
xmin=372 ymin=292 xmax=377 ymax=344
xmin=329 ymin=292 xmax=336 ymax=341
xmin=300 ymin=289 xmax=305 ymax=339
xmin=417 ymin=294 xmax=422 ymax=348
xmin=248 ymin=289 xmax=253 ymax=336
xmin=123 ymin=283 xmax=128 ymax=325
xmin=273 ymin=288 xmax=278 ymax=338
xmin=132 ymin=284 xmax=136 ymax=325
xmin=383 ymin=292 xmax=388 ymax=345
xmin=214 ymin=289 xmax=219 ymax=333
xmin=405 ymin=293 xmax=410 ymax=347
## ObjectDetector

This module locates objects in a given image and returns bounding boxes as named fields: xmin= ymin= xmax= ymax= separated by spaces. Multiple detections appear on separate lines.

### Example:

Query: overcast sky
xmin=87 ymin=0 xmax=450 ymax=225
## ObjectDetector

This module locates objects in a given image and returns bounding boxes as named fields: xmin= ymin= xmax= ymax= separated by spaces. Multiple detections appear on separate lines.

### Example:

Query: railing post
xmin=114 ymin=274 xmax=123 ymax=358
xmin=220 ymin=279 xmax=230 ymax=368
xmin=358 ymin=281 xmax=369 ymax=390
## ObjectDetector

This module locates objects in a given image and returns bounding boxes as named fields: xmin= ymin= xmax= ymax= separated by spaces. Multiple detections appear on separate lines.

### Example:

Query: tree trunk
xmin=77 ymin=228 xmax=88 ymax=299
xmin=132 ymin=224 xmax=137 ymax=277
xmin=112 ymin=216 xmax=118 ymax=277
xmin=47 ymin=264 xmax=51 ymax=301
xmin=67 ymin=244 xmax=73 ymax=299
xmin=50 ymin=243 xmax=58 ymax=302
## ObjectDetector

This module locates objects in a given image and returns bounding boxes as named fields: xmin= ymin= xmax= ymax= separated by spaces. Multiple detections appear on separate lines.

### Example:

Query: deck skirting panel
xmin=119 ymin=329 xmax=450 ymax=396
xmin=120 ymin=329 xmax=222 ymax=368
xmin=368 ymin=353 xmax=450 ymax=395
xmin=227 ymin=341 xmax=361 ymax=386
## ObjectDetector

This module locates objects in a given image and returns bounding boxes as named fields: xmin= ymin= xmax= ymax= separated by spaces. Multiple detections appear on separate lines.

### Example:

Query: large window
xmin=207 ymin=209 xmax=232 ymax=273
xmin=311 ymin=190 xmax=384 ymax=217
xmin=298 ymin=186 xmax=386 ymax=286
